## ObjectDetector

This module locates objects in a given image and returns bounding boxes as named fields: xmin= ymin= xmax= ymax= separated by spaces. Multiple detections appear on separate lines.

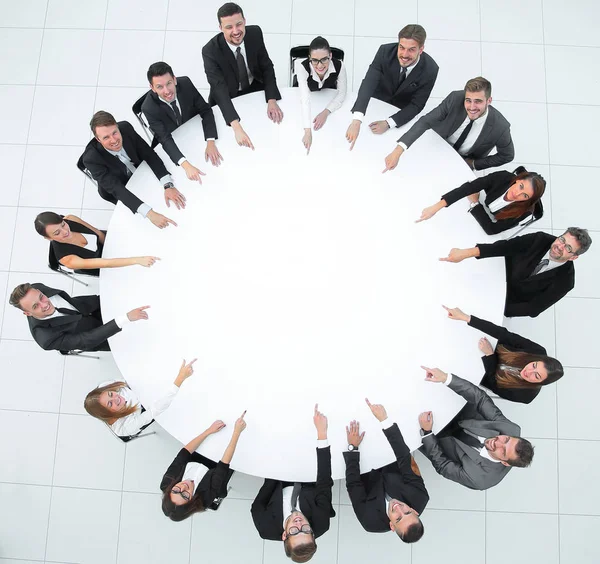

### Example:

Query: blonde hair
xmin=84 ymin=381 xmax=138 ymax=423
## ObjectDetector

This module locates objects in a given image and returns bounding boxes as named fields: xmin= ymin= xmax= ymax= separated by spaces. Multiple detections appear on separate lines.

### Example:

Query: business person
xmin=8 ymin=282 xmax=149 ymax=352
xmin=251 ymin=405 xmax=335 ymax=562
xmin=419 ymin=366 xmax=534 ymax=490
xmin=343 ymin=399 xmax=429 ymax=542
xmin=346 ymin=24 xmax=438 ymax=150
xmin=294 ymin=36 xmax=347 ymax=154
xmin=417 ymin=169 xmax=546 ymax=235
xmin=161 ymin=411 xmax=247 ymax=521
xmin=440 ymin=227 xmax=593 ymax=317
xmin=84 ymin=359 xmax=196 ymax=437
xmin=202 ymin=2 xmax=283 ymax=149
xmin=142 ymin=61 xmax=223 ymax=182
xmin=82 ymin=111 xmax=180 ymax=229
xmin=34 ymin=211 xmax=158 ymax=276
xmin=384 ymin=77 xmax=514 ymax=172
xmin=443 ymin=306 xmax=564 ymax=404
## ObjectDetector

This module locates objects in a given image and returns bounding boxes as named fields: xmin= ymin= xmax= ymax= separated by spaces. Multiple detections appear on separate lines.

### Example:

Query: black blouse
xmin=51 ymin=219 xmax=105 ymax=276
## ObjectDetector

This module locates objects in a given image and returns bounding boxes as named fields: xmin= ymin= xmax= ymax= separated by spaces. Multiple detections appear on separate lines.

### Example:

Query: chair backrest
xmin=208 ymin=486 xmax=232 ymax=511
xmin=48 ymin=243 xmax=60 ymax=272
xmin=104 ymin=419 xmax=156 ymax=443
xmin=132 ymin=91 xmax=157 ymax=146
xmin=289 ymin=46 xmax=345 ymax=87
xmin=76 ymin=153 xmax=96 ymax=185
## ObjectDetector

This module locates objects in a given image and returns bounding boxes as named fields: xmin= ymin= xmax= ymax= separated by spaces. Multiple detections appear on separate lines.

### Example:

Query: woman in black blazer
xmin=417 ymin=170 xmax=545 ymax=234
xmin=35 ymin=211 xmax=159 ymax=276
xmin=161 ymin=411 xmax=247 ymax=522
xmin=443 ymin=305 xmax=563 ymax=403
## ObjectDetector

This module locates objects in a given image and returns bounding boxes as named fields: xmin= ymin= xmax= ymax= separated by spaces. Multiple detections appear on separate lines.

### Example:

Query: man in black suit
xmin=346 ymin=24 xmax=438 ymax=150
xmin=418 ymin=367 xmax=534 ymax=490
xmin=8 ymin=283 xmax=149 ymax=353
xmin=343 ymin=399 xmax=429 ymax=543
xmin=142 ymin=61 xmax=223 ymax=182
xmin=251 ymin=405 xmax=335 ymax=562
xmin=384 ymin=77 xmax=514 ymax=172
xmin=82 ymin=111 xmax=181 ymax=230
xmin=202 ymin=3 xmax=283 ymax=150
xmin=440 ymin=227 xmax=593 ymax=317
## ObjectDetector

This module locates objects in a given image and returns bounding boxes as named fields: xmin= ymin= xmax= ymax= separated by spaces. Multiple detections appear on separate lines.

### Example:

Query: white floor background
xmin=0 ymin=1 xmax=599 ymax=563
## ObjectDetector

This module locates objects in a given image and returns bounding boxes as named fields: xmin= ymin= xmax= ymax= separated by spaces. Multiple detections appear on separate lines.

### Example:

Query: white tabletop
xmin=101 ymin=87 xmax=506 ymax=481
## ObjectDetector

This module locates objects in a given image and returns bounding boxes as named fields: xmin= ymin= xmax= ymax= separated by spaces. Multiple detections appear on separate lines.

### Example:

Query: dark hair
xmin=495 ymin=346 xmax=564 ymax=390
xmin=495 ymin=171 xmax=546 ymax=221
xmin=510 ymin=438 xmax=534 ymax=468
xmin=9 ymin=283 xmax=33 ymax=310
xmin=90 ymin=110 xmax=117 ymax=136
xmin=147 ymin=61 xmax=175 ymax=85
xmin=217 ymin=2 xmax=244 ymax=23
xmin=565 ymin=227 xmax=592 ymax=255
xmin=399 ymin=519 xmax=425 ymax=543
xmin=283 ymin=536 xmax=317 ymax=562
xmin=34 ymin=211 xmax=64 ymax=238
xmin=398 ymin=24 xmax=427 ymax=47
xmin=308 ymin=36 xmax=330 ymax=55
xmin=464 ymin=76 xmax=492 ymax=99
xmin=161 ymin=476 xmax=206 ymax=522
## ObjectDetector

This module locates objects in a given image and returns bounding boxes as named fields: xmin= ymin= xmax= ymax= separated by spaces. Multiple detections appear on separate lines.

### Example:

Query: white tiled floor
xmin=0 ymin=1 xmax=598 ymax=563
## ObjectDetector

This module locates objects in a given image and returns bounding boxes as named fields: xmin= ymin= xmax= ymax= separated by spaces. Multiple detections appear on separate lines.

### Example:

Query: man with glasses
xmin=440 ymin=227 xmax=593 ymax=317
xmin=251 ymin=405 xmax=335 ymax=562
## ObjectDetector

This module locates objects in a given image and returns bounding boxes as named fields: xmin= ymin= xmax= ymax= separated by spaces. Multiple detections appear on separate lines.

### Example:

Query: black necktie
xmin=452 ymin=119 xmax=474 ymax=151
xmin=456 ymin=429 xmax=485 ymax=451
xmin=57 ymin=307 xmax=79 ymax=315
xmin=291 ymin=482 xmax=302 ymax=511
xmin=531 ymin=258 xmax=549 ymax=276
xmin=236 ymin=47 xmax=250 ymax=91
xmin=398 ymin=66 xmax=407 ymax=87
xmin=170 ymin=100 xmax=181 ymax=126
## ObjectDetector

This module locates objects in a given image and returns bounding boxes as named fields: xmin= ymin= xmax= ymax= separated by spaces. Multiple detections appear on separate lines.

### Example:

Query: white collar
xmin=309 ymin=58 xmax=336 ymax=83
xmin=226 ymin=40 xmax=245 ymax=54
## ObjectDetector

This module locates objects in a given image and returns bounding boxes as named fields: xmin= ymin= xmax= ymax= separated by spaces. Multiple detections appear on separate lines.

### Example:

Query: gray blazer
xmin=421 ymin=375 xmax=521 ymax=491
xmin=398 ymin=90 xmax=514 ymax=171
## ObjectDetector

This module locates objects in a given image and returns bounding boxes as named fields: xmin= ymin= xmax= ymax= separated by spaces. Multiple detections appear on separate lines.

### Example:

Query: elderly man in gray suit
xmin=417 ymin=366 xmax=534 ymax=491
xmin=383 ymin=77 xmax=514 ymax=173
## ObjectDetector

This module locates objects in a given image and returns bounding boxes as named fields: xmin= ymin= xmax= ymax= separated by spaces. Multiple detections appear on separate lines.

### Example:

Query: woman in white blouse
xmin=84 ymin=358 xmax=196 ymax=438
xmin=416 ymin=170 xmax=546 ymax=235
xmin=294 ymin=36 xmax=348 ymax=154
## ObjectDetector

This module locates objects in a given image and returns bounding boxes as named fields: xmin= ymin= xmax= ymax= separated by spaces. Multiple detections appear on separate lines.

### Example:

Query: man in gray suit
xmin=383 ymin=77 xmax=514 ymax=173
xmin=418 ymin=366 xmax=534 ymax=491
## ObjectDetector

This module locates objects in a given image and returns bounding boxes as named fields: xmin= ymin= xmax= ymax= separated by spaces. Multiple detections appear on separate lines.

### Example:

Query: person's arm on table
xmin=59 ymin=255 xmax=160 ymax=271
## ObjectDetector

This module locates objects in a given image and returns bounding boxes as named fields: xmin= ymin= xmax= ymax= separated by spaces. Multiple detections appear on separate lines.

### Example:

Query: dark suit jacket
xmin=160 ymin=448 xmax=233 ymax=508
xmin=202 ymin=25 xmax=281 ymax=125
xmin=82 ymin=121 xmax=170 ymax=214
xmin=468 ymin=315 xmax=546 ymax=404
xmin=442 ymin=170 xmax=534 ymax=235
xmin=343 ymin=424 xmax=429 ymax=533
xmin=251 ymin=446 xmax=335 ymax=540
xmin=399 ymin=90 xmax=515 ymax=170
xmin=351 ymin=46 xmax=438 ymax=128
xmin=27 ymin=283 xmax=120 ymax=352
xmin=421 ymin=375 xmax=520 ymax=490
xmin=141 ymin=76 xmax=218 ymax=165
xmin=476 ymin=231 xmax=575 ymax=318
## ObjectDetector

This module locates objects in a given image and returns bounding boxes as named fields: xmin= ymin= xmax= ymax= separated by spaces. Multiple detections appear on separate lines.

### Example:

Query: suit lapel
xmin=157 ymin=91 xmax=178 ymax=126
xmin=470 ymin=107 xmax=496 ymax=154
xmin=394 ymin=58 xmax=422 ymax=96
xmin=219 ymin=34 xmax=239 ymax=82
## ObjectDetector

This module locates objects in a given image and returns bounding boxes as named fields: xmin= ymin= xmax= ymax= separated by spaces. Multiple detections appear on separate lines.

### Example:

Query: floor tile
xmin=0 ymin=483 xmax=51 ymax=561
xmin=117 ymin=491 xmax=191 ymax=564
xmin=0 ymin=272 xmax=9 ymax=334
xmin=78 ymin=208 xmax=114 ymax=231
xmin=0 ymin=0 xmax=48 ymax=27
xmin=486 ymin=512 xmax=559 ymax=564
xmin=52 ymin=413 xmax=126 ymax=490
xmin=227 ymin=469 xmax=267 ymax=500
xmin=355 ymin=0 xmax=418 ymax=38
xmin=548 ymin=104 xmax=600 ymax=167
xmin=418 ymin=0 xmax=480 ymax=41
xmin=558 ymin=439 xmax=600 ymax=515
xmin=480 ymin=0 xmax=543 ymax=44
xmin=0 ymin=29 xmax=44 ymax=85
xmin=94 ymin=85 xmax=151 ymax=139
xmin=46 ymin=486 xmax=121 ymax=564
xmin=551 ymin=165 xmax=600 ymax=231
xmin=504 ymin=305 xmax=556 ymax=357
xmin=0 ymin=85 xmax=35 ymax=144
xmin=0 ymin=410 xmax=58 ymax=484
xmin=292 ymin=0 xmax=354 ymax=36
xmin=46 ymin=0 xmax=108 ymax=28
xmin=546 ymin=45 xmax=600 ymax=105
xmin=557 ymin=368 xmax=600 ymax=440
xmin=0 ymin=145 xmax=27 ymax=207
xmin=83 ymin=176 xmax=116 ymax=210
xmin=543 ymin=0 xmax=600 ymax=47
xmin=560 ymin=514 xmax=600 ymax=564
xmin=566 ymin=236 xmax=600 ymax=299
xmin=166 ymin=0 xmax=221 ymax=32
xmin=106 ymin=0 xmax=169 ymax=30
xmin=0 ymin=206 xmax=18 ymax=271
xmin=555 ymin=298 xmax=600 ymax=367
xmin=264 ymin=33 xmax=292 ymax=98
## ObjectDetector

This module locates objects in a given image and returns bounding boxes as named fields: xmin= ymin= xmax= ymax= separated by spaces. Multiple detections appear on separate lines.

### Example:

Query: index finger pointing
xmin=167 ymin=218 xmax=178 ymax=227
xmin=365 ymin=398 xmax=372 ymax=407
xmin=189 ymin=358 xmax=198 ymax=365
xmin=240 ymin=410 xmax=247 ymax=418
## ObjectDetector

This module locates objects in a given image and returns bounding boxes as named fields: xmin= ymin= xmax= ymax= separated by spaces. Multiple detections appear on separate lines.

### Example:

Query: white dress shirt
xmin=181 ymin=461 xmax=210 ymax=494
xmin=82 ymin=232 xmax=98 ymax=252
xmin=45 ymin=295 xmax=130 ymax=328
xmin=226 ymin=40 xmax=254 ymax=88
xmin=487 ymin=190 xmax=512 ymax=213
xmin=535 ymin=250 xmax=567 ymax=275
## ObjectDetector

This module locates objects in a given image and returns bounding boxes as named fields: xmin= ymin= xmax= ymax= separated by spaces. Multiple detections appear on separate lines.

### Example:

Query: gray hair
xmin=565 ymin=227 xmax=592 ymax=255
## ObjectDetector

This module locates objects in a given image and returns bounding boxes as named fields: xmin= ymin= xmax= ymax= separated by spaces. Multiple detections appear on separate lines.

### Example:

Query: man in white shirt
xmin=9 ymin=282 xmax=149 ymax=352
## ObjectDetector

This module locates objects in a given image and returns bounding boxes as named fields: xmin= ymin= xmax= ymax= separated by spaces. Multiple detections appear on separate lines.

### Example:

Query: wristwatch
xmin=347 ymin=444 xmax=358 ymax=452
xmin=164 ymin=182 xmax=174 ymax=189
xmin=420 ymin=428 xmax=432 ymax=437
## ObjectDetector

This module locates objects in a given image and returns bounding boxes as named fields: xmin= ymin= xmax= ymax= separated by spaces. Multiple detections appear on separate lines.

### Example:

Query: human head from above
xmin=282 ymin=511 xmax=317 ymax=562
xmin=494 ymin=171 xmax=546 ymax=220
xmin=549 ymin=227 xmax=592 ymax=262
xmin=463 ymin=77 xmax=492 ymax=121
xmin=387 ymin=499 xmax=424 ymax=542
xmin=9 ymin=283 xmax=55 ymax=319
xmin=162 ymin=476 xmax=205 ymax=521
xmin=90 ymin=110 xmax=122 ymax=152
xmin=496 ymin=347 xmax=564 ymax=388
xmin=483 ymin=435 xmax=534 ymax=467
xmin=397 ymin=24 xmax=426 ymax=68
xmin=147 ymin=61 xmax=177 ymax=103
xmin=218 ymin=2 xmax=246 ymax=46
xmin=84 ymin=381 xmax=137 ymax=422
xmin=308 ymin=36 xmax=331 ymax=77
xmin=34 ymin=211 xmax=70 ymax=242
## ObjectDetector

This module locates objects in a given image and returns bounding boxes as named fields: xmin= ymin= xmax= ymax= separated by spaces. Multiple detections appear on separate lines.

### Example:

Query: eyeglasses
xmin=558 ymin=235 xmax=576 ymax=255
xmin=171 ymin=486 xmax=191 ymax=501
xmin=310 ymin=56 xmax=330 ymax=67
xmin=288 ymin=524 xmax=313 ymax=536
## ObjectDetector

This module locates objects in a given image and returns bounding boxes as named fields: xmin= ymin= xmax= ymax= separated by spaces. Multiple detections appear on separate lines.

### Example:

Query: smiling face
xmin=309 ymin=48 xmax=331 ymax=77
xmin=397 ymin=38 xmax=424 ymax=68
xmin=281 ymin=511 xmax=314 ymax=551
xmin=44 ymin=220 xmax=71 ymax=241
xmin=98 ymin=390 xmax=127 ymax=413
xmin=170 ymin=480 xmax=194 ymax=505
xmin=520 ymin=361 xmax=548 ymax=383
xmin=95 ymin=123 xmax=123 ymax=152
xmin=150 ymin=73 xmax=177 ymax=103
xmin=19 ymin=288 xmax=55 ymax=319
xmin=549 ymin=232 xmax=581 ymax=262
xmin=219 ymin=12 xmax=246 ymax=45
xmin=387 ymin=499 xmax=420 ymax=536
xmin=484 ymin=435 xmax=519 ymax=465
xmin=464 ymin=89 xmax=492 ymax=121
xmin=506 ymin=178 xmax=534 ymax=202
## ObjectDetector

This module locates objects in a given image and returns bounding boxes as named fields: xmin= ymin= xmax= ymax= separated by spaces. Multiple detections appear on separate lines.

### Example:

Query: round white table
xmin=101 ymin=88 xmax=506 ymax=481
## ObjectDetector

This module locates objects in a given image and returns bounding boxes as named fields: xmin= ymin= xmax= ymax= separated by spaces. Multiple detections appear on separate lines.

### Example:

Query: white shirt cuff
xmin=206 ymin=138 xmax=216 ymax=142
xmin=397 ymin=141 xmax=408 ymax=150
xmin=444 ymin=373 xmax=454 ymax=386
xmin=177 ymin=157 xmax=187 ymax=165
xmin=352 ymin=112 xmax=364 ymax=122
xmin=159 ymin=174 xmax=173 ymax=186
xmin=380 ymin=418 xmax=394 ymax=430
xmin=137 ymin=203 xmax=151 ymax=218
xmin=386 ymin=117 xmax=397 ymax=128
xmin=115 ymin=315 xmax=131 ymax=329
xmin=316 ymin=439 xmax=329 ymax=448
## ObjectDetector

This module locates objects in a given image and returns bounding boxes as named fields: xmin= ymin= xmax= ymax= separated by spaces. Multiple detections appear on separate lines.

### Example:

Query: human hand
xmin=267 ymin=100 xmax=284 ymax=124
xmin=135 ymin=256 xmax=160 ymax=267
xmin=233 ymin=125 xmax=255 ymax=150
xmin=127 ymin=305 xmax=150 ymax=322
xmin=346 ymin=420 xmax=365 ymax=447
xmin=147 ymin=210 xmax=177 ymax=229
xmin=442 ymin=305 xmax=470 ymax=323
xmin=416 ymin=204 xmax=440 ymax=223
xmin=302 ymin=129 xmax=312 ymax=155
xmin=382 ymin=146 xmax=404 ymax=173
xmin=418 ymin=411 xmax=433 ymax=432
xmin=313 ymin=403 xmax=327 ymax=439
xmin=479 ymin=337 xmax=494 ymax=356
xmin=207 ymin=419 xmax=226 ymax=434
xmin=181 ymin=161 xmax=206 ymax=183
xmin=178 ymin=358 xmax=197 ymax=381
xmin=439 ymin=248 xmax=470 ymax=263
xmin=313 ymin=109 xmax=330 ymax=131
xmin=345 ymin=120 xmax=361 ymax=150
xmin=369 ymin=120 xmax=390 ymax=134
xmin=365 ymin=398 xmax=387 ymax=422
xmin=164 ymin=187 xmax=186 ymax=210
xmin=421 ymin=365 xmax=448 ymax=384
xmin=205 ymin=140 xmax=224 ymax=166
xmin=234 ymin=410 xmax=247 ymax=434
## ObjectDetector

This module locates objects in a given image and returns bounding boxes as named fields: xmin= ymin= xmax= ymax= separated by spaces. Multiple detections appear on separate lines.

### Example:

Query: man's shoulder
xmin=245 ymin=25 xmax=264 ymax=42
xmin=202 ymin=32 xmax=223 ymax=54
xmin=418 ymin=51 xmax=439 ymax=72
xmin=488 ymin=105 xmax=510 ymax=128
xmin=117 ymin=120 xmax=134 ymax=132
xmin=140 ymin=91 xmax=158 ymax=112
